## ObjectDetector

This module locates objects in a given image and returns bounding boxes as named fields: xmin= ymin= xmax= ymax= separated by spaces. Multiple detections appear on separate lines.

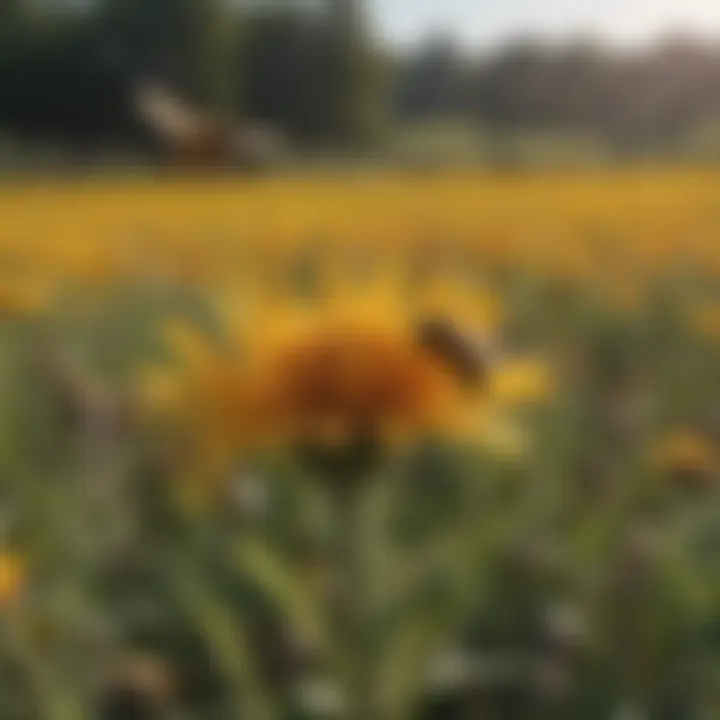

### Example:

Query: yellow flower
xmin=136 ymin=321 xmax=259 ymax=497
xmin=248 ymin=314 xmax=466 ymax=446
xmin=143 ymin=288 xmax=495 ymax=471
xmin=0 ymin=276 xmax=51 ymax=319
xmin=0 ymin=553 xmax=26 ymax=605
xmin=140 ymin=265 xmax=560 ymax=486
xmin=652 ymin=431 xmax=717 ymax=490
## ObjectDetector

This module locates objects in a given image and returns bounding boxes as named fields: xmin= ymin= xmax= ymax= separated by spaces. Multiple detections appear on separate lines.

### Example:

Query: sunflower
xmin=0 ymin=273 xmax=52 ymax=320
xmin=137 ymin=321 xmax=259 ymax=499
xmin=248 ymin=313 xmax=465 ymax=447
xmin=141 ymin=277 xmax=553 ymax=485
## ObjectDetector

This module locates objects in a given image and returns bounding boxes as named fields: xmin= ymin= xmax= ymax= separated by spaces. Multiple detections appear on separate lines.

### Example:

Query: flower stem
xmin=331 ymin=482 xmax=375 ymax=720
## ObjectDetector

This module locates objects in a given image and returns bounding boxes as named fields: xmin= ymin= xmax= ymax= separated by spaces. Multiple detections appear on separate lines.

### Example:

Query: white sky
xmin=370 ymin=0 xmax=720 ymax=48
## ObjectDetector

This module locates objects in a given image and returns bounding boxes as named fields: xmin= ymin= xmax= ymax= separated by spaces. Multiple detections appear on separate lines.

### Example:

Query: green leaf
xmin=234 ymin=538 xmax=327 ymax=653
xmin=168 ymin=562 xmax=275 ymax=720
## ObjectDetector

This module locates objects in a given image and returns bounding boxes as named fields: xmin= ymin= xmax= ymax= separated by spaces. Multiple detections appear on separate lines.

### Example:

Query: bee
xmin=416 ymin=317 xmax=493 ymax=388
xmin=134 ymin=83 xmax=283 ymax=170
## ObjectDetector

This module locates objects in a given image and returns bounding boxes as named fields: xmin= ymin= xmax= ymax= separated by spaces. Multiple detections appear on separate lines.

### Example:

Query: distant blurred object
xmin=99 ymin=654 xmax=175 ymax=720
xmin=133 ymin=82 xmax=286 ymax=170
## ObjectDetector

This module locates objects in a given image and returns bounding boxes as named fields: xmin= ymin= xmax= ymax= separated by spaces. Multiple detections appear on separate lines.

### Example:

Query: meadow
xmin=0 ymin=169 xmax=718 ymax=719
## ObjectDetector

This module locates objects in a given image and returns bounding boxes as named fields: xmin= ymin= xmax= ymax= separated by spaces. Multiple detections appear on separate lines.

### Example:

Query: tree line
xmin=0 ymin=0 xmax=383 ymax=154
xmin=397 ymin=33 xmax=720 ymax=152
xmin=1 ymin=0 xmax=720 ymax=156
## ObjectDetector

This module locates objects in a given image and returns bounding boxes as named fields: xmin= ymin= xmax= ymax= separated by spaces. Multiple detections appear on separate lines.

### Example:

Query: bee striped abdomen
xmin=416 ymin=317 xmax=488 ymax=388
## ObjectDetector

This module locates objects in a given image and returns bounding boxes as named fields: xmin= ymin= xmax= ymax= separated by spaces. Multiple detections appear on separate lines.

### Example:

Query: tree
xmin=396 ymin=33 xmax=465 ymax=119
xmin=0 ymin=0 xmax=26 ymax=40
xmin=97 ymin=0 xmax=243 ymax=118
xmin=325 ymin=0 xmax=385 ymax=145
xmin=194 ymin=0 xmax=243 ymax=119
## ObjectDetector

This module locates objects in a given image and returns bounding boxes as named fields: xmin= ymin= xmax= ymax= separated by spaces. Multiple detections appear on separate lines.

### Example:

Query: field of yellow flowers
xmin=0 ymin=169 xmax=718 ymax=719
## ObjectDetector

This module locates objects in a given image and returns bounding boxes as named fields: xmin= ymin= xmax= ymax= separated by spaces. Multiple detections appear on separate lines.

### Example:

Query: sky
xmin=370 ymin=0 xmax=720 ymax=49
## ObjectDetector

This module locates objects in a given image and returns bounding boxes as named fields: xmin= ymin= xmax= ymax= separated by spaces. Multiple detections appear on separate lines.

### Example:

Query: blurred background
xmin=1 ymin=0 xmax=720 ymax=168
xmin=0 ymin=3 xmax=719 ymax=720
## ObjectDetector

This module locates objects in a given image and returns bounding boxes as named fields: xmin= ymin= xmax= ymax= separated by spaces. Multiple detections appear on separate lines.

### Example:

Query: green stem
xmin=331 ymin=483 xmax=375 ymax=720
